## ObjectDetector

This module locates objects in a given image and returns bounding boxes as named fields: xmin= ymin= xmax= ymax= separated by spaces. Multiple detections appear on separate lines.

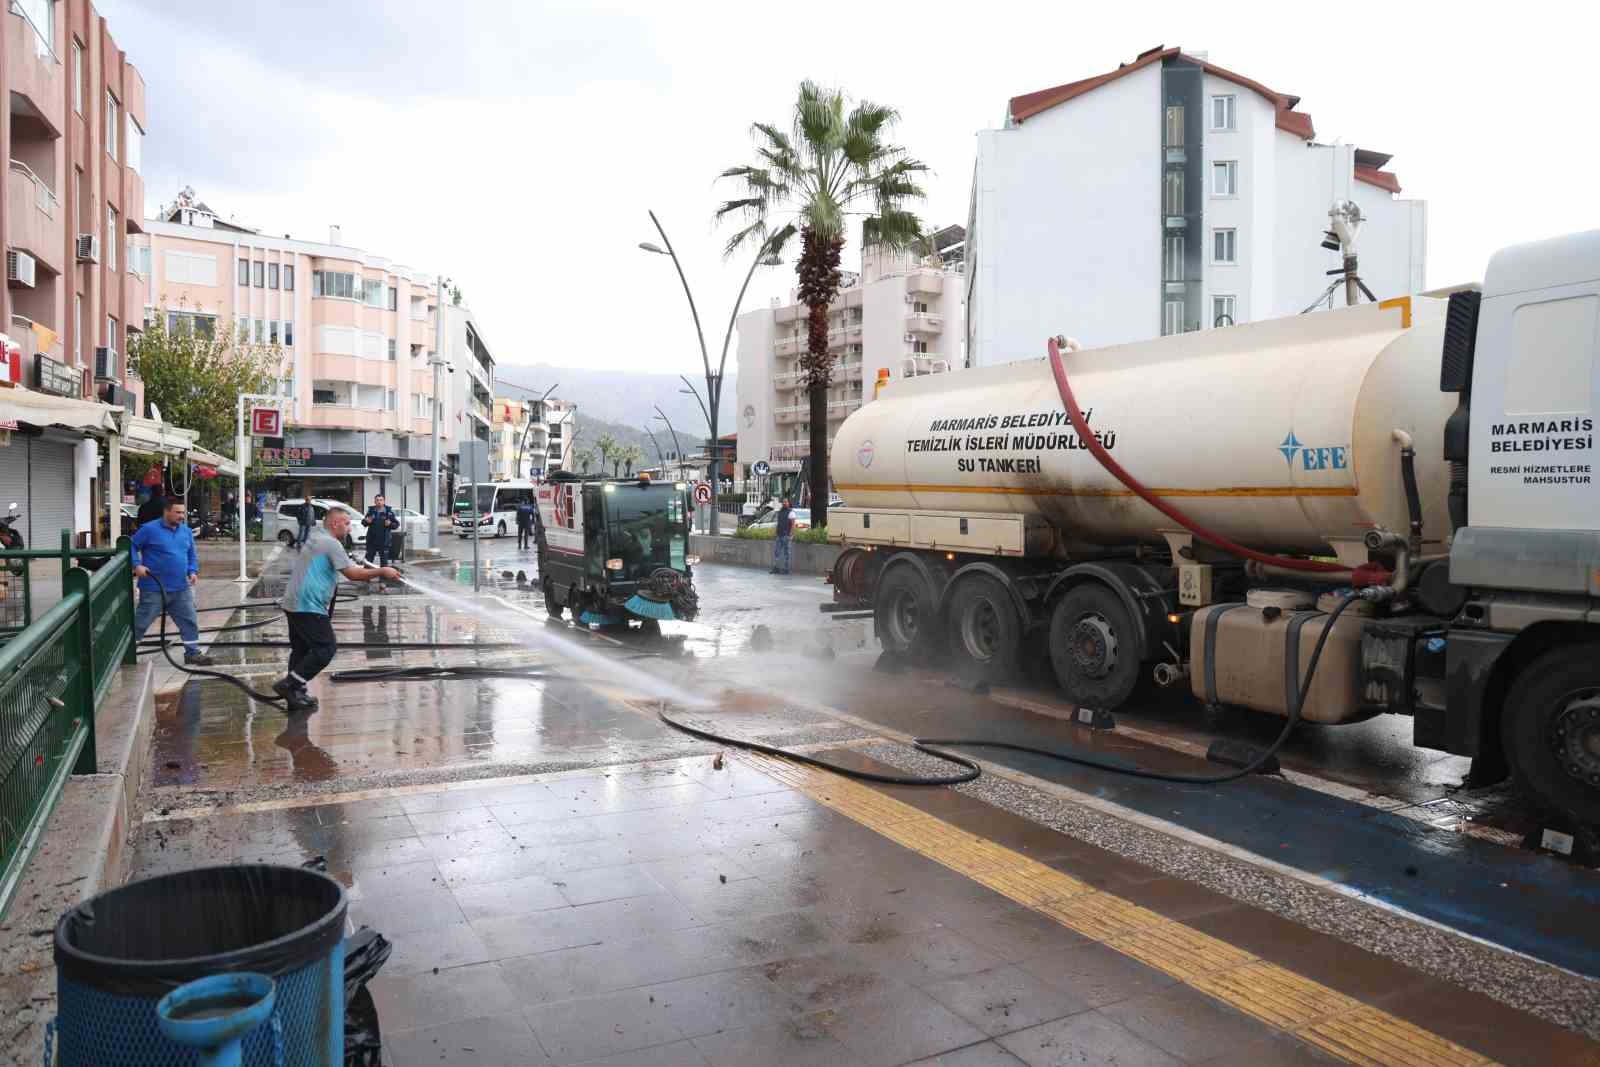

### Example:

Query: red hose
xmin=1046 ymin=336 xmax=1353 ymax=575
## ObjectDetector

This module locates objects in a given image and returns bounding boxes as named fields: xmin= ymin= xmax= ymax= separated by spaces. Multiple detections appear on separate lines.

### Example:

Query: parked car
xmin=394 ymin=507 xmax=431 ymax=544
xmin=749 ymin=507 xmax=811 ymax=532
xmin=267 ymin=499 xmax=368 ymax=548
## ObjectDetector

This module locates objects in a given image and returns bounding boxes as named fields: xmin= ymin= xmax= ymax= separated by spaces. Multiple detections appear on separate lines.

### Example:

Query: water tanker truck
xmin=824 ymin=229 xmax=1600 ymax=826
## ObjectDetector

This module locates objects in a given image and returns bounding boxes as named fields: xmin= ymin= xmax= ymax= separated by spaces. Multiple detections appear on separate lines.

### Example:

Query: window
xmin=1212 ymin=295 xmax=1237 ymax=328
xmin=1163 ymin=235 xmax=1185 ymax=283
xmin=253 ymin=319 xmax=265 ymax=344
xmin=1163 ymin=170 xmax=1184 ymax=216
xmin=283 ymin=265 xmax=295 ymax=291
xmin=269 ymin=320 xmax=280 ymax=345
xmin=238 ymin=259 xmax=250 ymax=286
xmin=283 ymin=321 xmax=294 ymax=347
xmin=387 ymin=338 xmax=396 ymax=361
xmin=911 ymin=301 xmax=928 ymax=314
xmin=106 ymin=207 xmax=117 ymax=271
xmin=13 ymin=0 xmax=51 ymax=55
xmin=386 ymin=389 xmax=396 ymax=412
xmin=107 ymin=316 xmax=119 ymax=360
xmin=912 ymin=340 xmax=928 ymax=354
xmin=363 ymin=278 xmax=386 ymax=307
xmin=74 ymin=295 xmax=82 ymax=365
xmin=1212 ymin=160 xmax=1237 ymax=196
xmin=387 ymin=286 xmax=398 ymax=311
xmin=127 ymin=241 xmax=150 ymax=275
xmin=268 ymin=263 xmax=279 ymax=289
xmin=1163 ymin=300 xmax=1185 ymax=337
xmin=166 ymin=311 xmax=217 ymax=339
xmin=1212 ymin=228 xmax=1237 ymax=264
xmin=72 ymin=41 xmax=84 ymax=114
xmin=1211 ymin=95 xmax=1236 ymax=131
xmin=252 ymin=261 xmax=265 ymax=287
xmin=1164 ymin=104 xmax=1185 ymax=148
xmin=126 ymin=116 xmax=143 ymax=174
xmin=312 ymin=271 xmax=357 ymax=299
xmin=106 ymin=91 xmax=119 ymax=161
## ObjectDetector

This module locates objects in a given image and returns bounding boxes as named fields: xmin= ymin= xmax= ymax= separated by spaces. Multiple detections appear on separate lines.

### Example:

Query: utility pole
xmin=429 ymin=275 xmax=447 ymax=549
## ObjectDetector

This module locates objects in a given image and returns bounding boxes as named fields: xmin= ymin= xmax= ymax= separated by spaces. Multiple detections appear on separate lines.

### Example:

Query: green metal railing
xmin=0 ymin=533 xmax=134 ymax=918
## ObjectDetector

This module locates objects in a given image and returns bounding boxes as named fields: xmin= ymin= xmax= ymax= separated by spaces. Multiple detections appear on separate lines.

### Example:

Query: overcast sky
xmin=99 ymin=0 xmax=1597 ymax=380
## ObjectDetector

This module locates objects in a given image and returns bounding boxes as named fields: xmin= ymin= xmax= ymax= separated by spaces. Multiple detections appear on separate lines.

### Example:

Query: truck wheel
xmin=277 ymin=530 xmax=293 ymax=544
xmin=948 ymin=575 xmax=1023 ymax=683
xmin=875 ymin=566 xmax=940 ymax=659
xmin=1501 ymin=643 xmax=1600 ymax=825
xmin=1049 ymin=584 xmax=1143 ymax=711
xmin=542 ymin=576 xmax=564 ymax=618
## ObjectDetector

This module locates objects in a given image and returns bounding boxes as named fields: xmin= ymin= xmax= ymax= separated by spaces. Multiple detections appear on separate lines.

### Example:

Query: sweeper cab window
xmin=603 ymin=484 xmax=688 ymax=581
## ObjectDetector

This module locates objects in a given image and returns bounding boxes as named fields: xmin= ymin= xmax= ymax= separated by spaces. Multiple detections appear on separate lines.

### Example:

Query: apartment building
xmin=734 ymin=242 xmax=964 ymax=480
xmin=138 ymin=196 xmax=471 ymax=511
xmin=0 ymin=0 xmax=146 ymax=542
xmin=966 ymin=46 xmax=1427 ymax=364
xmin=490 ymin=396 xmax=545 ymax=480
xmin=542 ymin=397 xmax=576 ymax=473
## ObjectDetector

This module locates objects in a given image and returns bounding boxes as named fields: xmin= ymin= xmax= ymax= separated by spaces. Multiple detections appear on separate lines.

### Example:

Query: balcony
xmin=775 ymin=405 xmax=804 ymax=424
xmin=906 ymin=313 xmax=943 ymax=335
xmin=908 ymin=273 xmax=943 ymax=295
xmin=902 ymin=354 xmax=952 ymax=378
xmin=773 ymin=336 xmax=803 ymax=356
xmin=7 ymin=160 xmax=62 ymax=274
xmin=769 ymin=441 xmax=811 ymax=461
xmin=6 ymin=6 xmax=63 ymax=137
xmin=775 ymin=304 xmax=803 ymax=324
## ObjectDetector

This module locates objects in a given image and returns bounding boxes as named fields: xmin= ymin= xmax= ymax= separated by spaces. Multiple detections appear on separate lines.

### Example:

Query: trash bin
xmin=53 ymin=864 xmax=347 ymax=1066
xmin=388 ymin=531 xmax=406 ymax=563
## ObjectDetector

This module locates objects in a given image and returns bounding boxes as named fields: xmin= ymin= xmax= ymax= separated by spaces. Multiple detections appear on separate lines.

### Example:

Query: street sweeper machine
xmin=535 ymin=472 xmax=700 ymax=625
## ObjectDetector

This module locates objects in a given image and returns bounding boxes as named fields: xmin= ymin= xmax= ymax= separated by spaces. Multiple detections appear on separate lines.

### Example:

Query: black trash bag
xmin=343 ymin=926 xmax=392 ymax=1066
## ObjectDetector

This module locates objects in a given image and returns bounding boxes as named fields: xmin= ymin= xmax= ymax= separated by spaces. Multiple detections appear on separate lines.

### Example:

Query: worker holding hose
xmin=273 ymin=506 xmax=400 ymax=712
xmin=130 ymin=498 xmax=214 ymax=665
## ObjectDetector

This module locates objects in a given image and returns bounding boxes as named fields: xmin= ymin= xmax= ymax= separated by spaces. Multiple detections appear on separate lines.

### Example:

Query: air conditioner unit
xmin=94 ymin=346 xmax=118 ymax=380
xmin=6 ymin=251 xmax=36 ymax=288
xmin=98 ymin=381 xmax=121 ymax=406
xmin=903 ymin=294 xmax=913 ymax=304
xmin=903 ymin=333 xmax=916 ymax=343
xmin=76 ymin=234 xmax=99 ymax=263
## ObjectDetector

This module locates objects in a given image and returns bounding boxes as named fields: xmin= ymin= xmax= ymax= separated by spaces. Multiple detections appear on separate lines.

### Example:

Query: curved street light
xmin=638 ymin=210 xmax=790 ymax=534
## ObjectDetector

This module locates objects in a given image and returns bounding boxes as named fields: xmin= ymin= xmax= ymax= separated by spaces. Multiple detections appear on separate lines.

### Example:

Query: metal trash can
xmin=52 ymin=865 xmax=346 ymax=1066
xmin=388 ymin=531 xmax=406 ymax=563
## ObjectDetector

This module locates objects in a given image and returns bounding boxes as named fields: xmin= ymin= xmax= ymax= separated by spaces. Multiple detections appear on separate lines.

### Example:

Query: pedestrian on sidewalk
xmin=130 ymin=498 xmax=214 ymax=665
xmin=273 ymin=507 xmax=400 ymax=712
xmin=294 ymin=491 xmax=315 ymax=549
xmin=516 ymin=495 xmax=536 ymax=550
xmin=363 ymin=494 xmax=400 ymax=579
xmin=134 ymin=492 xmax=167 ymax=530
xmin=770 ymin=496 xmax=794 ymax=575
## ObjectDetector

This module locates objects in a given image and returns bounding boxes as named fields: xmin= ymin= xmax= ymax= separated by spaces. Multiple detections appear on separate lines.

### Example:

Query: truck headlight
xmin=605 ymin=558 xmax=623 ymax=571
xmin=685 ymin=555 xmax=700 ymax=567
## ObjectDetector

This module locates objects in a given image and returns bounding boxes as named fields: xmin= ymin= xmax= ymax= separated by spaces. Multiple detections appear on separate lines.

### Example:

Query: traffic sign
xmin=752 ymin=460 xmax=770 ymax=477
xmin=692 ymin=481 xmax=714 ymax=505
xmin=250 ymin=406 xmax=282 ymax=436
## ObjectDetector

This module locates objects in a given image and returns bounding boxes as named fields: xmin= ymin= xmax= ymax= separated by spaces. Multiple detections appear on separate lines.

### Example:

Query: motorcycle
xmin=0 ymin=502 xmax=24 ymax=550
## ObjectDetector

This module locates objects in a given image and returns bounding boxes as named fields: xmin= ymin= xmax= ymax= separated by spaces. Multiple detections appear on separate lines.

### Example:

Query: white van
xmin=452 ymin=480 xmax=538 ymax=538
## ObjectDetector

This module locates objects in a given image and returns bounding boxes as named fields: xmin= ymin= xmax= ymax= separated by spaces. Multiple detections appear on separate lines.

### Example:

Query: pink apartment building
xmin=0 ymin=0 xmax=146 ymax=543
xmin=140 ymin=197 xmax=495 ymax=512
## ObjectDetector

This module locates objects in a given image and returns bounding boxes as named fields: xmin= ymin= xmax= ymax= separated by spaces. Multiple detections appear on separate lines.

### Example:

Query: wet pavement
xmin=121 ymin=535 xmax=1600 ymax=1065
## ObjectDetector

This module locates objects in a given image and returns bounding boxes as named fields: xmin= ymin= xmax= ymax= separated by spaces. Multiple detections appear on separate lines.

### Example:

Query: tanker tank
xmin=829 ymin=298 xmax=1453 ymax=559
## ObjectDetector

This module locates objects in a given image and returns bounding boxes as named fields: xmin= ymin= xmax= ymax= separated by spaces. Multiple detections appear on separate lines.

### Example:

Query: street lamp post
xmin=643 ymin=427 xmax=667 ymax=474
xmin=428 ymin=275 xmax=449 ymax=550
xmin=638 ymin=211 xmax=788 ymax=536
xmin=515 ymin=383 xmax=557 ymax=479
xmin=652 ymin=408 xmax=684 ymax=482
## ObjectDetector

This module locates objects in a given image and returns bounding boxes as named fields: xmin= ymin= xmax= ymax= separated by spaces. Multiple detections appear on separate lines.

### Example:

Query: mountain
xmin=562 ymin=412 xmax=704 ymax=475
xmin=494 ymin=363 xmax=733 ymax=439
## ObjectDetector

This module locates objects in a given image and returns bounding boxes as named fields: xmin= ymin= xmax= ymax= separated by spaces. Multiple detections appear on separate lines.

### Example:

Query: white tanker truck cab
xmin=824 ymin=228 xmax=1600 ymax=827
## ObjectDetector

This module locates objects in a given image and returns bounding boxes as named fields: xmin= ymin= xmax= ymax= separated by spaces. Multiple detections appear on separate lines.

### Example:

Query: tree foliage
xmin=717 ymin=80 xmax=927 ymax=530
xmin=620 ymin=443 xmax=643 ymax=476
xmin=594 ymin=433 xmax=619 ymax=476
xmin=130 ymin=320 xmax=281 ymax=455
xmin=572 ymin=447 xmax=596 ymax=474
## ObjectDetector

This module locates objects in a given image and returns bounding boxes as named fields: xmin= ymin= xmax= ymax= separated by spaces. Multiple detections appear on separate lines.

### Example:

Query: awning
xmin=0 ymin=385 xmax=119 ymax=433
xmin=117 ymin=414 xmax=240 ymax=477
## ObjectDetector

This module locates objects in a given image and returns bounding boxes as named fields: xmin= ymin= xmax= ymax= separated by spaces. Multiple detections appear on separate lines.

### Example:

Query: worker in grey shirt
xmin=273 ymin=507 xmax=398 ymax=712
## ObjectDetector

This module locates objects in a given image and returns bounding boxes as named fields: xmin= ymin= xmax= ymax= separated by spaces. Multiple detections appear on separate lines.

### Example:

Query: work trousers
xmin=365 ymin=537 xmax=392 ymax=566
xmin=285 ymin=611 xmax=338 ymax=685
xmin=134 ymin=584 xmax=201 ymax=655
xmin=772 ymin=534 xmax=793 ymax=574
xmin=517 ymin=522 xmax=532 ymax=550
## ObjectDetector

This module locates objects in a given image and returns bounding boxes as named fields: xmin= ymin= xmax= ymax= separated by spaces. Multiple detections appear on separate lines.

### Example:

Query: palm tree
xmin=594 ymin=433 xmax=619 ymax=477
xmin=717 ymin=80 xmax=927 ymax=531
xmin=573 ymin=447 xmax=597 ymax=475
xmin=621 ymin=444 xmax=644 ymax=476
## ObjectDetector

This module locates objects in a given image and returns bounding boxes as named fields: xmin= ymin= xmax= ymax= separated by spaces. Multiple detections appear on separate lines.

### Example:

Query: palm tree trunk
xmin=796 ymin=230 xmax=843 ymax=529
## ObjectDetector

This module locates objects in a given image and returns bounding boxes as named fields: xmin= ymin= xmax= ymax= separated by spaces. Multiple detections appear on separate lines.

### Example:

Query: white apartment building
xmin=542 ymin=398 xmax=577 ymax=473
xmin=966 ymin=46 xmax=1426 ymax=364
xmin=735 ymin=242 xmax=965 ymax=479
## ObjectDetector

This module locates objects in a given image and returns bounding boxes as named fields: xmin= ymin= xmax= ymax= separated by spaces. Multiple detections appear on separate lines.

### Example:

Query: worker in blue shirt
xmin=130 ymin=498 xmax=214 ymax=665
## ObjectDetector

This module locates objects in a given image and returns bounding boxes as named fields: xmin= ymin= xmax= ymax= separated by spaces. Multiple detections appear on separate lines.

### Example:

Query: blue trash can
xmin=52 ymin=865 xmax=346 ymax=1066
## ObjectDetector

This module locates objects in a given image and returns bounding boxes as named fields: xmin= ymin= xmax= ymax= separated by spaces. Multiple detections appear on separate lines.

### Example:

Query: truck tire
xmin=875 ymin=565 xmax=940 ymax=659
xmin=948 ymin=575 xmax=1024 ymax=684
xmin=1048 ymin=583 xmax=1144 ymax=711
xmin=542 ymin=576 xmax=564 ymax=618
xmin=277 ymin=530 xmax=293 ymax=544
xmin=1501 ymin=642 xmax=1600 ymax=825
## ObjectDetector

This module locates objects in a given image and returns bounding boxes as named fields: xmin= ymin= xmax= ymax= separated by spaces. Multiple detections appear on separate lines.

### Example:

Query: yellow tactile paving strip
xmin=742 ymin=751 xmax=1498 ymax=1067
